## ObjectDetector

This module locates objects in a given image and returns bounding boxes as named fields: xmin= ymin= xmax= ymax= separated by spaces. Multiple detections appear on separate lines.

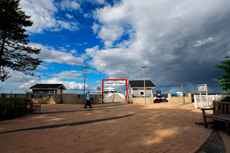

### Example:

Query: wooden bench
xmin=27 ymin=99 xmax=41 ymax=113
xmin=201 ymin=101 xmax=230 ymax=135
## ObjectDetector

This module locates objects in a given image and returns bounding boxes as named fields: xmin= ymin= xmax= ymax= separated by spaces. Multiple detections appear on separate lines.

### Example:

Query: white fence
xmin=103 ymin=93 xmax=113 ymax=101
xmin=194 ymin=95 xmax=222 ymax=109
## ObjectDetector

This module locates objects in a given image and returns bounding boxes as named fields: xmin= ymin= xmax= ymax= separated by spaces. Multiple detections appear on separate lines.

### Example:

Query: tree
xmin=213 ymin=56 xmax=230 ymax=92
xmin=0 ymin=0 xmax=42 ymax=82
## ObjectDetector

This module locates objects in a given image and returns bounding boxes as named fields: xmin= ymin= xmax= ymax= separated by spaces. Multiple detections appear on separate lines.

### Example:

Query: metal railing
xmin=32 ymin=94 xmax=57 ymax=98
xmin=0 ymin=94 xmax=27 ymax=98
xmin=78 ymin=94 xmax=96 ymax=98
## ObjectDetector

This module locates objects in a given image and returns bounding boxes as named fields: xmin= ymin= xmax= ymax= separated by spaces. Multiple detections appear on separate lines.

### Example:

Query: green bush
xmin=0 ymin=99 xmax=29 ymax=120
xmin=220 ymin=95 xmax=230 ymax=102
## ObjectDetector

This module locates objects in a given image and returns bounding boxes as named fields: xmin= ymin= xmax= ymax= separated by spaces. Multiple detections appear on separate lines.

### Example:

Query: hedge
xmin=0 ymin=99 xmax=29 ymax=120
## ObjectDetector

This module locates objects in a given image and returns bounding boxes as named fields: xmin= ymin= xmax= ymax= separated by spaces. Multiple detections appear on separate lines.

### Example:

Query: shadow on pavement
xmin=195 ymin=130 xmax=226 ymax=153
xmin=34 ymin=103 xmax=128 ymax=114
xmin=0 ymin=113 xmax=135 ymax=134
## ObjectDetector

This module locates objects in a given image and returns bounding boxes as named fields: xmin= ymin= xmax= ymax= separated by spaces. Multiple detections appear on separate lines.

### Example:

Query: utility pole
xmin=141 ymin=66 xmax=147 ymax=105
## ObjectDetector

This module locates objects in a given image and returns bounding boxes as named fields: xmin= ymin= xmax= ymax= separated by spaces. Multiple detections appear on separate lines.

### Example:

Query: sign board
xmin=105 ymin=81 xmax=125 ymax=85
xmin=197 ymin=84 xmax=208 ymax=92
xmin=156 ymin=90 xmax=161 ymax=95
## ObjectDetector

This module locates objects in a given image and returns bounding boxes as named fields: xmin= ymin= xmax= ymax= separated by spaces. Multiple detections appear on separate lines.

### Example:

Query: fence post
xmin=194 ymin=95 xmax=197 ymax=108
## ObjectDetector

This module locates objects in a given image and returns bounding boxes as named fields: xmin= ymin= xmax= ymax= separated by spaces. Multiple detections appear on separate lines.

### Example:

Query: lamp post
xmin=141 ymin=66 xmax=147 ymax=105
xmin=83 ymin=67 xmax=88 ymax=105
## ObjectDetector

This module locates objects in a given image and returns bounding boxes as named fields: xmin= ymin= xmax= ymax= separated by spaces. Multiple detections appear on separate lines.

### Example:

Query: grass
xmin=0 ymin=99 xmax=29 ymax=120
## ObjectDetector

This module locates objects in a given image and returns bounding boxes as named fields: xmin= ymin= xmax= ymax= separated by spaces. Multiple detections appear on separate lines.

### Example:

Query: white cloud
xmin=195 ymin=37 xmax=221 ymax=47
xmin=49 ymin=70 xmax=83 ymax=79
xmin=71 ymin=1 xmax=81 ymax=9
xmin=94 ymin=0 xmax=105 ymax=4
xmin=2 ymin=68 xmax=41 ymax=84
xmin=19 ymin=80 xmax=37 ymax=90
xmin=55 ymin=21 xmax=79 ymax=31
xmin=40 ymin=77 xmax=87 ymax=90
xmin=82 ymin=0 xmax=105 ymax=5
xmin=97 ymin=24 xmax=124 ymax=47
xmin=59 ymin=46 xmax=67 ymax=52
xmin=18 ymin=77 xmax=88 ymax=92
xmin=37 ymin=65 xmax=48 ymax=70
xmin=0 ymin=69 xmax=38 ymax=92
xmin=76 ymin=42 xmax=88 ymax=46
xmin=30 ymin=43 xmax=84 ymax=66
xmin=87 ymin=0 xmax=230 ymax=90
xmin=20 ymin=0 xmax=79 ymax=33
xmin=92 ymin=23 xmax=100 ymax=34
xmin=60 ymin=0 xmax=81 ymax=10
xmin=65 ymin=13 xmax=74 ymax=19
xmin=71 ymin=49 xmax=77 ymax=54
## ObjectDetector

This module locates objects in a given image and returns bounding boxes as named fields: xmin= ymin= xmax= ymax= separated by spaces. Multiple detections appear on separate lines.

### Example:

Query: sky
xmin=1 ymin=0 xmax=230 ymax=94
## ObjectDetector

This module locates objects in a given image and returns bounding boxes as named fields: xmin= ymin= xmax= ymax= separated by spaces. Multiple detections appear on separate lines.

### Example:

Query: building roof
xmin=30 ymin=84 xmax=66 ymax=90
xmin=129 ymin=80 xmax=156 ymax=88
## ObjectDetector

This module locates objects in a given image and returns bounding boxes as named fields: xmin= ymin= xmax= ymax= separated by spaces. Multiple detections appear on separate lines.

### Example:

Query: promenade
xmin=0 ymin=95 xmax=229 ymax=153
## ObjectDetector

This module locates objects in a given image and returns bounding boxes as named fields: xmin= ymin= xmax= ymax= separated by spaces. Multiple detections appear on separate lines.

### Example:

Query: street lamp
xmin=141 ymin=66 xmax=147 ymax=105
xmin=83 ymin=67 xmax=88 ymax=105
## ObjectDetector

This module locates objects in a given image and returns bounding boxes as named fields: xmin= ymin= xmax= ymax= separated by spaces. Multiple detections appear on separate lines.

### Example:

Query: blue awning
xmin=170 ymin=92 xmax=178 ymax=96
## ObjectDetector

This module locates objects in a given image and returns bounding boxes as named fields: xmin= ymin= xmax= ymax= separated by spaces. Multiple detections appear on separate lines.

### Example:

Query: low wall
xmin=64 ymin=94 xmax=100 ymax=104
xmin=168 ymin=93 xmax=192 ymax=104
xmin=129 ymin=94 xmax=154 ymax=104
xmin=78 ymin=95 xmax=100 ymax=104
xmin=0 ymin=96 xmax=60 ymax=104
xmin=62 ymin=94 xmax=76 ymax=104
xmin=0 ymin=94 xmax=100 ymax=104
xmin=32 ymin=97 xmax=59 ymax=104
xmin=27 ymin=93 xmax=32 ymax=98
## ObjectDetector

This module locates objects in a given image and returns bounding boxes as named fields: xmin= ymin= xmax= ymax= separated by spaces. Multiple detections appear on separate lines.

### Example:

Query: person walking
xmin=84 ymin=91 xmax=92 ymax=109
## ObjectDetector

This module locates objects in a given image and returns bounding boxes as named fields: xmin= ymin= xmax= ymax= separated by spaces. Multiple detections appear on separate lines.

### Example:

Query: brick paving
xmin=0 ymin=95 xmax=229 ymax=153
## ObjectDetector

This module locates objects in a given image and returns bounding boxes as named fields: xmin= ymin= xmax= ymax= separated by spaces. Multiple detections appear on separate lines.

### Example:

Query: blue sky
xmin=1 ymin=0 xmax=230 ymax=94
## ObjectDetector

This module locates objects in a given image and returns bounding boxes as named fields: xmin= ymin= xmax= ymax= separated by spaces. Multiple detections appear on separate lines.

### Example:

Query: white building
xmin=30 ymin=84 xmax=66 ymax=98
xmin=129 ymin=80 xmax=156 ymax=96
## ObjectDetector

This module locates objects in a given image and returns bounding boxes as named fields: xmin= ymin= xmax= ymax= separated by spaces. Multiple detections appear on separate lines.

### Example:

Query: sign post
xmin=197 ymin=84 xmax=208 ymax=95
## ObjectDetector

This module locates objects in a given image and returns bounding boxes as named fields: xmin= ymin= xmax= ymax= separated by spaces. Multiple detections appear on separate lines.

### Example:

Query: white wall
xmin=131 ymin=87 xmax=152 ymax=95
xmin=57 ymin=89 xmax=62 ymax=94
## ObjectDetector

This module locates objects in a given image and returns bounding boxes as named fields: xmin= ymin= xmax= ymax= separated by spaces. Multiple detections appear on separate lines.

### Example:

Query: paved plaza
xmin=0 ymin=95 xmax=229 ymax=153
